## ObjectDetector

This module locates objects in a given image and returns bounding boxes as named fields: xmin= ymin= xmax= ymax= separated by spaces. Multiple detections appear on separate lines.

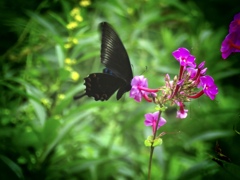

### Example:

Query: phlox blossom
xmin=144 ymin=111 xmax=166 ymax=134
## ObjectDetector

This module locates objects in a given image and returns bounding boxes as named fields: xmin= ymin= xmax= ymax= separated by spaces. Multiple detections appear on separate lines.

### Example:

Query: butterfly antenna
xmin=73 ymin=93 xmax=86 ymax=100
xmin=141 ymin=66 xmax=148 ymax=75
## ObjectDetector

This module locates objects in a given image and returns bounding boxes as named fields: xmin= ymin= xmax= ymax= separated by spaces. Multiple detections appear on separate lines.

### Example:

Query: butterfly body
xmin=74 ymin=22 xmax=133 ymax=101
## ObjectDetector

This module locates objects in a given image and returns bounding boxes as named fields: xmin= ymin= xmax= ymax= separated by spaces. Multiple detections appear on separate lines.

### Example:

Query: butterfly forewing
xmin=100 ymin=22 xmax=133 ymax=83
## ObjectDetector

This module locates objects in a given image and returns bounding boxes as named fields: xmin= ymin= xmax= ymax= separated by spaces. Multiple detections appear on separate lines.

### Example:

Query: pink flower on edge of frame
xmin=229 ymin=12 xmax=240 ymax=33
xmin=221 ymin=31 xmax=240 ymax=59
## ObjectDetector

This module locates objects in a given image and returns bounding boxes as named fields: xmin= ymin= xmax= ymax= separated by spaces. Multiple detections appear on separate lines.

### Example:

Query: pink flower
xmin=187 ymin=75 xmax=218 ymax=100
xmin=200 ymin=75 xmax=218 ymax=100
xmin=144 ymin=111 xmax=166 ymax=134
xmin=221 ymin=12 xmax=240 ymax=59
xmin=176 ymin=101 xmax=188 ymax=119
xmin=187 ymin=67 xmax=197 ymax=79
xmin=130 ymin=75 xmax=158 ymax=102
xmin=221 ymin=31 xmax=240 ymax=59
xmin=130 ymin=75 xmax=148 ymax=102
xmin=229 ymin=12 xmax=240 ymax=33
xmin=172 ymin=47 xmax=196 ymax=68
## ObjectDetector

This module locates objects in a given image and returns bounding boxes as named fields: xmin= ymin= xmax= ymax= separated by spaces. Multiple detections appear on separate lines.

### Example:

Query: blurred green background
xmin=1 ymin=0 xmax=240 ymax=179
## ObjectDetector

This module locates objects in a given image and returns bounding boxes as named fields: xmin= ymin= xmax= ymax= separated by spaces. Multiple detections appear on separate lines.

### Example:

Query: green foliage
xmin=1 ymin=0 xmax=240 ymax=179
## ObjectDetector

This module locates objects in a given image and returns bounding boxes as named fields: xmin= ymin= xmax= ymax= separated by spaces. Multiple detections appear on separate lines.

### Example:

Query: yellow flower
xmin=70 ymin=7 xmax=80 ymax=17
xmin=66 ymin=22 xmax=78 ymax=29
xmin=64 ymin=43 xmax=72 ymax=49
xmin=71 ymin=71 xmax=80 ymax=81
xmin=65 ymin=58 xmax=77 ymax=65
xmin=75 ymin=14 xmax=83 ymax=22
xmin=66 ymin=66 xmax=73 ymax=71
xmin=41 ymin=98 xmax=51 ymax=108
xmin=71 ymin=38 xmax=78 ymax=44
xmin=53 ymin=115 xmax=61 ymax=120
xmin=58 ymin=94 xmax=65 ymax=100
xmin=127 ymin=8 xmax=134 ymax=15
xmin=79 ymin=0 xmax=91 ymax=7
xmin=65 ymin=58 xmax=72 ymax=65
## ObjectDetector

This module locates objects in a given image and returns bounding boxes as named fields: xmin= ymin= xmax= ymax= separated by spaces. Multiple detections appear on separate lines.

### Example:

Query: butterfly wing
xmin=100 ymin=22 xmax=133 ymax=99
xmin=82 ymin=73 xmax=125 ymax=101
xmin=74 ymin=22 xmax=133 ymax=101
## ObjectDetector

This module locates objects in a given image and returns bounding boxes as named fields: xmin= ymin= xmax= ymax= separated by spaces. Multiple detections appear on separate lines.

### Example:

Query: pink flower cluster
xmin=129 ymin=47 xmax=218 ymax=134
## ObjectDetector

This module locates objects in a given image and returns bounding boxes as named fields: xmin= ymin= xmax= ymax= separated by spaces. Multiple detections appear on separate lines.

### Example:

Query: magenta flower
xmin=187 ymin=74 xmax=218 ymax=100
xmin=187 ymin=61 xmax=207 ymax=85
xmin=200 ymin=75 xmax=218 ymax=100
xmin=187 ymin=67 xmax=197 ymax=79
xmin=130 ymin=75 xmax=159 ymax=102
xmin=198 ymin=61 xmax=205 ymax=70
xmin=229 ymin=12 xmax=240 ymax=33
xmin=221 ymin=31 xmax=240 ymax=59
xmin=130 ymin=75 xmax=148 ymax=102
xmin=221 ymin=12 xmax=240 ymax=59
xmin=176 ymin=101 xmax=188 ymax=119
xmin=176 ymin=109 xmax=188 ymax=119
xmin=200 ymin=68 xmax=207 ymax=76
xmin=172 ymin=47 xmax=196 ymax=68
xmin=197 ymin=62 xmax=207 ymax=78
xmin=144 ymin=111 xmax=166 ymax=134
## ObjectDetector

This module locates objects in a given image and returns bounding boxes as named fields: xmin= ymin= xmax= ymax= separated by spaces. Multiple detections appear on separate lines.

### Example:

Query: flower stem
xmin=138 ymin=86 xmax=159 ymax=92
xmin=187 ymin=90 xmax=204 ymax=99
xmin=148 ymin=146 xmax=154 ymax=180
xmin=170 ymin=65 xmax=184 ymax=98
xmin=147 ymin=109 xmax=162 ymax=180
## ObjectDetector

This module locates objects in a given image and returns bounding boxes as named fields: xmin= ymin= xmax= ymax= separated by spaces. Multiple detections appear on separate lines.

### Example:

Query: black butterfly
xmin=74 ymin=22 xmax=133 ymax=101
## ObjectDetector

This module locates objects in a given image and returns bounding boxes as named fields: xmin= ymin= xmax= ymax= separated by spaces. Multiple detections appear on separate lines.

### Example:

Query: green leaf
xmin=56 ymin=45 xmax=65 ymax=68
xmin=153 ymin=138 xmax=163 ymax=147
xmin=0 ymin=155 xmax=24 ymax=180
xmin=39 ymin=109 xmax=94 ymax=163
xmin=25 ymin=83 xmax=46 ymax=127
xmin=26 ymin=11 xmax=58 ymax=35
xmin=185 ymin=130 xmax=234 ymax=148
xmin=144 ymin=136 xmax=162 ymax=147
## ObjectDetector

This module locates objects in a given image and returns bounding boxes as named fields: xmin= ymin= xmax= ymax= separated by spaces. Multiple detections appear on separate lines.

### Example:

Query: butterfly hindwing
xmin=84 ymin=73 xmax=125 ymax=101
